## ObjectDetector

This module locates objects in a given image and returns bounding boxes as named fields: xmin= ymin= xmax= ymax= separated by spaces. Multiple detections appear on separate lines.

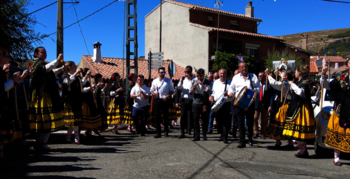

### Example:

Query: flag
xmin=237 ymin=56 xmax=244 ymax=62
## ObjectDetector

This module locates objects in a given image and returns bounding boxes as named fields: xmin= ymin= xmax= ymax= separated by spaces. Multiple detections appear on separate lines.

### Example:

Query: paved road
xmin=1 ymin=127 xmax=350 ymax=179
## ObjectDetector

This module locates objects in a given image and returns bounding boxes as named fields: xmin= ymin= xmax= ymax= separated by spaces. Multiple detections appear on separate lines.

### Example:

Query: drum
xmin=234 ymin=87 xmax=257 ymax=111
xmin=211 ymin=95 xmax=226 ymax=112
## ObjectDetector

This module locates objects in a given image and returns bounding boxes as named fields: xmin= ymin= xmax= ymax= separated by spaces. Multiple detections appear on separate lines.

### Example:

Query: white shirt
xmin=131 ymin=84 xmax=150 ymax=108
xmin=150 ymin=77 xmax=174 ymax=99
xmin=63 ymin=73 xmax=87 ymax=86
xmin=267 ymin=76 xmax=291 ymax=99
xmin=211 ymin=79 xmax=231 ymax=102
xmin=177 ymin=76 xmax=196 ymax=99
xmin=228 ymin=73 xmax=260 ymax=98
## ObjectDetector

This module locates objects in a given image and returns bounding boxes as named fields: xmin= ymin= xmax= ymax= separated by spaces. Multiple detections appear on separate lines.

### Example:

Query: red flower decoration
xmin=111 ymin=75 xmax=115 ymax=81
xmin=115 ymin=86 xmax=118 ymax=88
xmin=129 ymin=81 xmax=133 ymax=84
xmin=341 ymin=75 xmax=346 ymax=80
xmin=128 ymin=74 xmax=131 ymax=78
xmin=94 ymin=74 xmax=96 ymax=78
xmin=148 ymin=83 xmax=151 ymax=87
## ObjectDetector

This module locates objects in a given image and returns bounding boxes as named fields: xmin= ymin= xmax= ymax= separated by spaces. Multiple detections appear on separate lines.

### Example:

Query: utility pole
xmin=57 ymin=0 xmax=63 ymax=57
xmin=159 ymin=0 xmax=162 ymax=52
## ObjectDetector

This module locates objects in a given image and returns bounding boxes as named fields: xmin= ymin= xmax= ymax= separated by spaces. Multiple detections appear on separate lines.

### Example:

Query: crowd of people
xmin=0 ymin=46 xmax=349 ymax=166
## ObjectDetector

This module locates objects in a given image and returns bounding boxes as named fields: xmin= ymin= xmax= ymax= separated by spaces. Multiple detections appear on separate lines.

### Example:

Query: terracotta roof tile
xmin=311 ymin=56 xmax=346 ymax=63
xmin=310 ymin=61 xmax=318 ymax=73
xmin=190 ymin=23 xmax=284 ymax=41
xmin=146 ymin=0 xmax=262 ymax=22
xmin=82 ymin=55 xmax=185 ymax=80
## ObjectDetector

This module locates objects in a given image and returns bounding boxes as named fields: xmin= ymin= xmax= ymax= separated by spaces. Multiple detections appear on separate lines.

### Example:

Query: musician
xmin=210 ymin=69 xmax=232 ymax=144
xmin=177 ymin=66 xmax=196 ymax=138
xmin=207 ymin=72 xmax=219 ymax=134
xmin=130 ymin=75 xmax=150 ymax=136
xmin=190 ymin=68 xmax=211 ymax=141
xmin=28 ymin=47 xmax=65 ymax=150
xmin=230 ymin=69 xmax=240 ymax=138
xmin=80 ymin=68 xmax=102 ymax=137
xmin=253 ymin=72 xmax=274 ymax=139
xmin=150 ymin=67 xmax=174 ymax=138
xmin=228 ymin=62 xmax=260 ymax=148
xmin=0 ymin=47 xmax=21 ymax=160
xmin=321 ymin=60 xmax=350 ymax=165
xmin=62 ymin=61 xmax=89 ymax=144
xmin=107 ymin=72 xmax=125 ymax=134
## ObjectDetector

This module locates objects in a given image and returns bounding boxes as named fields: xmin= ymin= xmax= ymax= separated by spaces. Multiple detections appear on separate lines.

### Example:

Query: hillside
xmin=278 ymin=28 xmax=350 ymax=52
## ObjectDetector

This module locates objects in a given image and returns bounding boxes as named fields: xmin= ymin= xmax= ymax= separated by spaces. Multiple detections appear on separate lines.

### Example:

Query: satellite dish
xmin=168 ymin=61 xmax=176 ymax=79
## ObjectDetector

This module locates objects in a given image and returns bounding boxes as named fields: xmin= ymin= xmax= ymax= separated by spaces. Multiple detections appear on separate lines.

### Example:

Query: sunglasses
xmin=184 ymin=71 xmax=191 ymax=74
xmin=160 ymin=72 xmax=166 ymax=75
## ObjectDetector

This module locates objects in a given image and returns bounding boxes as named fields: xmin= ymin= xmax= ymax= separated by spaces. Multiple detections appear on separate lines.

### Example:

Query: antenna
xmin=214 ymin=0 xmax=223 ymax=8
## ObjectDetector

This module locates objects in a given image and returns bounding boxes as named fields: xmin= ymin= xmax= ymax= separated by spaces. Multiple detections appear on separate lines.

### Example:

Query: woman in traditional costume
xmin=81 ymin=68 xmax=102 ymax=136
xmin=125 ymin=73 xmax=137 ymax=132
xmin=321 ymin=59 xmax=350 ymax=165
xmin=0 ymin=47 xmax=23 ymax=159
xmin=265 ymin=69 xmax=295 ymax=148
xmin=28 ymin=47 xmax=65 ymax=150
xmin=92 ymin=73 xmax=108 ymax=132
xmin=62 ymin=61 xmax=89 ymax=144
xmin=107 ymin=72 xmax=125 ymax=134
xmin=283 ymin=65 xmax=315 ymax=158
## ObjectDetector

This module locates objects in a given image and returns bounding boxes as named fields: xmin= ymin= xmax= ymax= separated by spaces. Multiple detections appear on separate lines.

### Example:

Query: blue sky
xmin=26 ymin=0 xmax=350 ymax=64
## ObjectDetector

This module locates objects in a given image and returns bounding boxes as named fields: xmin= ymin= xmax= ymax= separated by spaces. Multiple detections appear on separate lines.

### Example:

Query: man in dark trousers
xmin=150 ymin=67 xmax=174 ymax=138
xmin=190 ymin=68 xmax=211 ymax=141
xmin=253 ymin=72 xmax=274 ymax=139
xmin=228 ymin=62 xmax=260 ymax=148
xmin=177 ymin=66 xmax=196 ymax=138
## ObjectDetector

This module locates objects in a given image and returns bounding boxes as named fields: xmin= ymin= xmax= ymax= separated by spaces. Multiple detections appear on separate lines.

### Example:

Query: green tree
xmin=0 ymin=0 xmax=46 ymax=64
xmin=264 ymin=48 xmax=302 ymax=71
xmin=212 ymin=51 xmax=257 ymax=78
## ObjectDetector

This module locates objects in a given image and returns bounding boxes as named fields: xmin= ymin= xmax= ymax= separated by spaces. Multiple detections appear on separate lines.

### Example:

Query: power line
xmin=44 ymin=0 xmax=118 ymax=38
xmin=28 ymin=1 xmax=57 ymax=16
xmin=71 ymin=0 xmax=90 ymax=56
xmin=322 ymin=0 xmax=350 ymax=3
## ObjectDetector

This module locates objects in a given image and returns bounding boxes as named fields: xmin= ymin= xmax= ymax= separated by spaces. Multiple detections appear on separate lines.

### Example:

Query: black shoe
xmin=237 ymin=142 xmax=246 ymax=148
xmin=203 ymin=135 xmax=207 ymax=141
xmin=140 ymin=134 xmax=145 ymax=137
xmin=217 ymin=137 xmax=223 ymax=142
xmin=177 ymin=134 xmax=185 ymax=139
xmin=164 ymin=132 xmax=169 ymax=137
xmin=193 ymin=137 xmax=200 ymax=141
xmin=223 ymin=139 xmax=228 ymax=144
xmin=248 ymin=138 xmax=254 ymax=146
xmin=154 ymin=134 xmax=161 ymax=138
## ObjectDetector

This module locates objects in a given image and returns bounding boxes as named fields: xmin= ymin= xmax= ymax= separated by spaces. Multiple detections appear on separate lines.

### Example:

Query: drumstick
xmin=265 ymin=74 xmax=268 ymax=91
xmin=282 ymin=85 xmax=290 ymax=105
xmin=79 ymin=71 xmax=83 ymax=93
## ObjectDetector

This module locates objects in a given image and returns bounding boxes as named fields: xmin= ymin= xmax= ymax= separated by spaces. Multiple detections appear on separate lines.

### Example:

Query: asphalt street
xmin=1 ymin=126 xmax=350 ymax=179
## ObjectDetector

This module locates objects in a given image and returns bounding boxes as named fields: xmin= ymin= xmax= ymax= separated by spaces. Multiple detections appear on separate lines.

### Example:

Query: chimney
xmin=301 ymin=33 xmax=308 ymax=50
xmin=245 ymin=1 xmax=254 ymax=17
xmin=92 ymin=41 xmax=102 ymax=63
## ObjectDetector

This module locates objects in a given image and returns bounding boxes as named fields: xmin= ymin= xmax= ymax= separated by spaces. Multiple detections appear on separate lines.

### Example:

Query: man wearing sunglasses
xmin=177 ymin=66 xmax=196 ymax=139
xmin=190 ymin=68 xmax=211 ymax=141
xmin=150 ymin=67 xmax=174 ymax=138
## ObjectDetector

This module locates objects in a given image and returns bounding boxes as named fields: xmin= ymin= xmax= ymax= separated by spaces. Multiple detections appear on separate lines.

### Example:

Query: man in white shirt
xmin=228 ymin=62 xmax=260 ymax=148
xmin=177 ymin=66 xmax=196 ymax=138
xmin=209 ymin=69 xmax=232 ymax=144
xmin=130 ymin=75 xmax=150 ymax=136
xmin=150 ymin=67 xmax=175 ymax=138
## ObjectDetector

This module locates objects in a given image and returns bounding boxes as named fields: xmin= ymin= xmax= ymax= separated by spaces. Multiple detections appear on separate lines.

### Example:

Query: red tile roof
xmin=310 ymin=61 xmax=318 ymax=73
xmin=311 ymin=56 xmax=346 ymax=63
xmin=190 ymin=23 xmax=284 ymax=41
xmin=146 ymin=0 xmax=262 ymax=22
xmin=81 ymin=55 xmax=185 ymax=80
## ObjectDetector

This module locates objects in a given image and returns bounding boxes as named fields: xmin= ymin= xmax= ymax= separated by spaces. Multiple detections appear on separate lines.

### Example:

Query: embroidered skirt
xmin=325 ymin=112 xmax=350 ymax=153
xmin=123 ymin=103 xmax=133 ymax=125
xmin=28 ymin=90 xmax=64 ymax=133
xmin=107 ymin=99 xmax=124 ymax=125
xmin=265 ymin=104 xmax=288 ymax=141
xmin=81 ymin=102 xmax=102 ymax=129
xmin=63 ymin=102 xmax=82 ymax=128
xmin=282 ymin=104 xmax=315 ymax=141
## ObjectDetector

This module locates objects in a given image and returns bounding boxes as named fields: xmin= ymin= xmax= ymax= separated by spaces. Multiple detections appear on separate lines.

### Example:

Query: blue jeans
xmin=208 ymin=109 xmax=215 ymax=131
xmin=132 ymin=105 xmax=150 ymax=135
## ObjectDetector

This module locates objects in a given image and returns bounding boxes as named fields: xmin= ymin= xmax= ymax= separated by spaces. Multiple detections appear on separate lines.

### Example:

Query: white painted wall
xmin=145 ymin=2 xmax=210 ymax=73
